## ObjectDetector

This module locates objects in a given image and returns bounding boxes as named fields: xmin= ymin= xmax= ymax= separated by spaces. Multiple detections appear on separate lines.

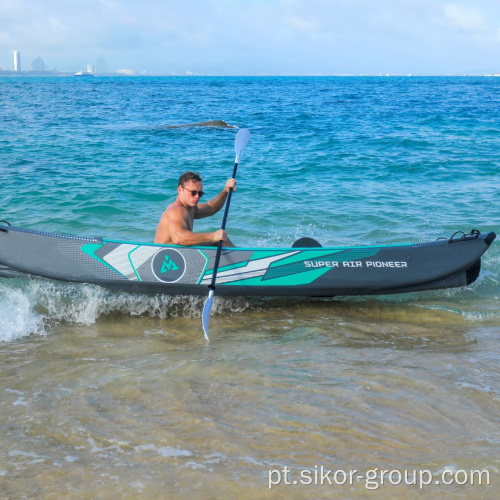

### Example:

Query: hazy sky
xmin=1 ymin=0 xmax=500 ymax=75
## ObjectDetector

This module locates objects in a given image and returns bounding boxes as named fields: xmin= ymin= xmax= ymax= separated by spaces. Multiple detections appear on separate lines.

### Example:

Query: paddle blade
xmin=202 ymin=288 xmax=215 ymax=341
xmin=235 ymin=128 xmax=250 ymax=163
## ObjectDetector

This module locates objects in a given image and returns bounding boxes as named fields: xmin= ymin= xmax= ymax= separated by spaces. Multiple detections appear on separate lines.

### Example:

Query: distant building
xmin=95 ymin=56 xmax=108 ymax=74
xmin=30 ymin=56 xmax=46 ymax=72
xmin=13 ymin=50 xmax=21 ymax=72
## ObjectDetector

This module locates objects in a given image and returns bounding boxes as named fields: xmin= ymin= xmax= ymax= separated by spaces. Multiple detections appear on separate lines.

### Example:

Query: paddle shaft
xmin=202 ymin=128 xmax=249 ymax=340
xmin=208 ymin=160 xmax=238 ymax=291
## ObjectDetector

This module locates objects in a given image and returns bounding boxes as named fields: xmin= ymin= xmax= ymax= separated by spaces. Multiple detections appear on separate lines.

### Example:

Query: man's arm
xmin=166 ymin=207 xmax=227 ymax=246
xmin=195 ymin=178 xmax=236 ymax=219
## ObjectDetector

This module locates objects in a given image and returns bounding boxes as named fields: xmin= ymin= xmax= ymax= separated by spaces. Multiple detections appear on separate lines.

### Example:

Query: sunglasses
xmin=182 ymin=187 xmax=205 ymax=198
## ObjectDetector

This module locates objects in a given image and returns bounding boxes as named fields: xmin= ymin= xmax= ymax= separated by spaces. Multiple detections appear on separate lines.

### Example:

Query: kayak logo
xmin=152 ymin=248 xmax=186 ymax=283
xmin=161 ymin=256 xmax=179 ymax=273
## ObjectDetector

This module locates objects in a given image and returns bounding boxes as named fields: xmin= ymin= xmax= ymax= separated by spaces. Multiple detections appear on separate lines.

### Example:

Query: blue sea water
xmin=1 ymin=76 xmax=498 ymax=335
xmin=0 ymin=76 xmax=499 ymax=498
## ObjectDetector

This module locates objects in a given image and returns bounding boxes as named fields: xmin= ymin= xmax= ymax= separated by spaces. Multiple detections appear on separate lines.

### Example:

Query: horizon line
xmin=1 ymin=70 xmax=499 ymax=78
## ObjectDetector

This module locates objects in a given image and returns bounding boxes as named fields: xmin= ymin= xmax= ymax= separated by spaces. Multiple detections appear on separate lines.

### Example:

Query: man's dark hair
xmin=178 ymin=171 xmax=203 ymax=187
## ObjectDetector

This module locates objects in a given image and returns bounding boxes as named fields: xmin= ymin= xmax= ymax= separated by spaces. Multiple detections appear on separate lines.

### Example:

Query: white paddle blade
xmin=202 ymin=288 xmax=215 ymax=341
xmin=235 ymin=128 xmax=250 ymax=163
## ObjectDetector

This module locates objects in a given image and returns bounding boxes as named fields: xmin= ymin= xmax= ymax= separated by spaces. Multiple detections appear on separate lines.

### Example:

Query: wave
xmin=1 ymin=276 xmax=499 ymax=343
xmin=0 ymin=283 xmax=46 ymax=341
xmin=0 ymin=279 xmax=251 ymax=342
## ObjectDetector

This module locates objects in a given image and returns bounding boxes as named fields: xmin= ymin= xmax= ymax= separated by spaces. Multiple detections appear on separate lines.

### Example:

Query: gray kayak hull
xmin=0 ymin=223 xmax=495 ymax=297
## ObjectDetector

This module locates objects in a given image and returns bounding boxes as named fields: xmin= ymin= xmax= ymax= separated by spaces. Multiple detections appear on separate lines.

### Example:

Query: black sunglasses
xmin=182 ymin=187 xmax=205 ymax=198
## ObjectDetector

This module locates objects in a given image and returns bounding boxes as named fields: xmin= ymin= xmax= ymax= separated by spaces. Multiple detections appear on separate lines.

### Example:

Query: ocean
xmin=0 ymin=76 xmax=499 ymax=498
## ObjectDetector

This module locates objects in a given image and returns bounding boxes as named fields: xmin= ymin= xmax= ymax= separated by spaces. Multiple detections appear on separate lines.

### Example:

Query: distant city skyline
xmin=0 ymin=51 xmax=112 ymax=75
xmin=1 ymin=1 xmax=500 ymax=76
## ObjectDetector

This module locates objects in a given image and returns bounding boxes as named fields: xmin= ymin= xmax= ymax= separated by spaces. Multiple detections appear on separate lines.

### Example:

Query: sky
xmin=1 ymin=0 xmax=500 ymax=75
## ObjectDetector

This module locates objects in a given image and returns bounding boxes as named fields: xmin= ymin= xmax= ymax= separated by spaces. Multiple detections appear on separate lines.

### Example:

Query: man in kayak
xmin=154 ymin=171 xmax=236 ymax=247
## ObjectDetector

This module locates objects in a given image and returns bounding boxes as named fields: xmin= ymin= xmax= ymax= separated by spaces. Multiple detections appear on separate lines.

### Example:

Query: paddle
xmin=202 ymin=128 xmax=251 ymax=341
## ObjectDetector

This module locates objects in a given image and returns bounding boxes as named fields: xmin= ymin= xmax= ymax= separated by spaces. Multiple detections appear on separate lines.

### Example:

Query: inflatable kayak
xmin=0 ymin=222 xmax=495 ymax=297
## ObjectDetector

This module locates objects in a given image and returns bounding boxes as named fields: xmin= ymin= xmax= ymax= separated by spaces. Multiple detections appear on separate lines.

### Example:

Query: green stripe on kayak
xmin=220 ymin=267 xmax=332 ymax=287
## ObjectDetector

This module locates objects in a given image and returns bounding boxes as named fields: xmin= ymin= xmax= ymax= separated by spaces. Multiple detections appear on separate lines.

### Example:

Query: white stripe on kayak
xmin=201 ymin=251 xmax=299 ymax=284
xmin=129 ymin=246 xmax=159 ymax=276
xmin=203 ymin=269 xmax=270 ymax=284
xmin=103 ymin=244 xmax=139 ymax=278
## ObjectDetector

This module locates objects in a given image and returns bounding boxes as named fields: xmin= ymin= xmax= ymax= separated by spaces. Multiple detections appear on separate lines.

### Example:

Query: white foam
xmin=20 ymin=280 xmax=251 ymax=325
xmin=8 ymin=450 xmax=48 ymax=464
xmin=12 ymin=397 xmax=29 ymax=407
xmin=135 ymin=443 xmax=192 ymax=458
xmin=0 ymin=284 xmax=45 ymax=342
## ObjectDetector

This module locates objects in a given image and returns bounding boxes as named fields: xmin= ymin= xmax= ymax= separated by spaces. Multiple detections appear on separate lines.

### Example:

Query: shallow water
xmin=1 ymin=304 xmax=499 ymax=498
xmin=0 ymin=76 xmax=499 ymax=498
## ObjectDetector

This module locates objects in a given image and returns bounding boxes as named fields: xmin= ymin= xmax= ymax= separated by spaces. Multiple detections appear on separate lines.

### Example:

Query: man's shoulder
xmin=164 ymin=202 xmax=190 ymax=219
